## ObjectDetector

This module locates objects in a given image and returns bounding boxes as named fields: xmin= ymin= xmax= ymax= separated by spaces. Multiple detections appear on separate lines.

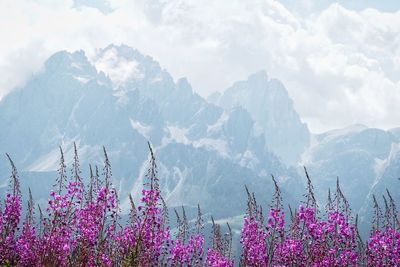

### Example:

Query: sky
xmin=0 ymin=0 xmax=399 ymax=133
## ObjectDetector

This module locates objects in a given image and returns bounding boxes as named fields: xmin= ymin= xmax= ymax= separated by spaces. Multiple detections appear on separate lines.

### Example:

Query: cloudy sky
xmin=1 ymin=0 xmax=399 ymax=132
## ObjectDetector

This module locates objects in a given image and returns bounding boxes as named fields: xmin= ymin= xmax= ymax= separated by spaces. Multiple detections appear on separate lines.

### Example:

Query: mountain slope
xmin=209 ymin=70 xmax=310 ymax=165
xmin=302 ymin=124 xmax=399 ymax=217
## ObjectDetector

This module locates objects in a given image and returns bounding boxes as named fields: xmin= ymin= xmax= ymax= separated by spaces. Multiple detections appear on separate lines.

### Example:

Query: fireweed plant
xmin=0 ymin=143 xmax=398 ymax=266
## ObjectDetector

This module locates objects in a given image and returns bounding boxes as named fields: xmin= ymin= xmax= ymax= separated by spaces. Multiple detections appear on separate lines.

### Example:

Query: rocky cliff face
xmin=210 ymin=70 xmax=310 ymax=165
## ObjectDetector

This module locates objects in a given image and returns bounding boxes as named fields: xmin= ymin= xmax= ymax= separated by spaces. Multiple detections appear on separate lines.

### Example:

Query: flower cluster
xmin=0 ymin=146 xmax=399 ymax=266
xmin=239 ymin=174 xmax=399 ymax=266
xmin=205 ymin=248 xmax=233 ymax=267
xmin=367 ymin=228 xmax=400 ymax=265
xmin=1 ymin=144 xmax=232 ymax=266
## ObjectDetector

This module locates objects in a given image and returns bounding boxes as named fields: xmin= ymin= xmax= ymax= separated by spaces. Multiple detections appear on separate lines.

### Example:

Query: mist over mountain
xmin=0 ymin=44 xmax=399 ymax=237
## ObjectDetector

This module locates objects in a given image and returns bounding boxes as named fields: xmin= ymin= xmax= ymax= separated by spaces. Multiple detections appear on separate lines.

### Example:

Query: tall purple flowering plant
xmin=0 ymin=145 xmax=399 ymax=266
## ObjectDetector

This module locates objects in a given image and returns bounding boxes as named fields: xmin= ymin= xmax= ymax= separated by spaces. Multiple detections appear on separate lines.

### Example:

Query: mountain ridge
xmin=0 ymin=44 xmax=304 ymax=221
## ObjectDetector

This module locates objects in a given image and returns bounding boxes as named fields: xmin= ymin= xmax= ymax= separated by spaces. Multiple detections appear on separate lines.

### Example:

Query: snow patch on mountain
xmin=166 ymin=126 xmax=190 ymax=144
xmin=73 ymin=75 xmax=91 ymax=84
xmin=162 ymin=125 xmax=228 ymax=157
xmin=373 ymin=158 xmax=388 ymax=180
xmin=28 ymin=149 xmax=61 ymax=172
xmin=193 ymin=138 xmax=228 ymax=157
xmin=207 ymin=112 xmax=229 ymax=135
xmin=121 ymin=154 xmax=151 ymax=211
xmin=235 ymin=150 xmax=259 ymax=169
xmin=27 ymin=139 xmax=91 ymax=172
xmin=164 ymin=166 xmax=190 ymax=207
xmin=130 ymin=119 xmax=152 ymax=139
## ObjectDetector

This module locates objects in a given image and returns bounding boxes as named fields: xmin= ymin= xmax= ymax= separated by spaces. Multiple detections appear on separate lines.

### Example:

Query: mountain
xmin=0 ymin=44 xmax=303 ymax=222
xmin=301 ymin=124 xmax=400 ymax=226
xmin=209 ymin=70 xmax=310 ymax=165
xmin=207 ymin=70 xmax=400 ymax=230
xmin=93 ymin=45 xmax=223 ymax=130
xmin=2 ymin=44 xmax=398 ymax=238
xmin=389 ymin=127 xmax=400 ymax=139
xmin=357 ymin=142 xmax=400 ymax=236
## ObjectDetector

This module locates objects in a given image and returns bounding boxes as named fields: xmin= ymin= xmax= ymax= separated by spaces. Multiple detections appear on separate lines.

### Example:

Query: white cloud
xmin=93 ymin=46 xmax=143 ymax=87
xmin=0 ymin=0 xmax=399 ymax=133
